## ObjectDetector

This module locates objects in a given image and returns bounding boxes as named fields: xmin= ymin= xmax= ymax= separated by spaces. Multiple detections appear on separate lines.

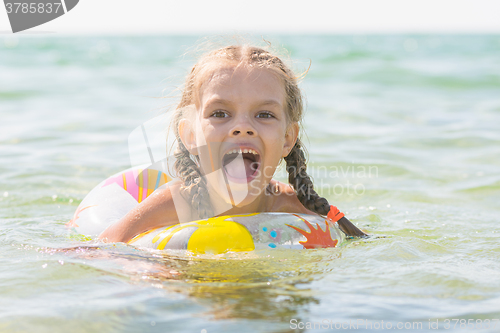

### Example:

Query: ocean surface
xmin=1 ymin=35 xmax=500 ymax=332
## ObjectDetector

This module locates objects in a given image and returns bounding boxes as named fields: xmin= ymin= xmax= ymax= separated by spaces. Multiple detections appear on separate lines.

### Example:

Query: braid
xmin=173 ymin=140 xmax=213 ymax=219
xmin=284 ymin=140 xmax=367 ymax=237
xmin=284 ymin=139 xmax=330 ymax=215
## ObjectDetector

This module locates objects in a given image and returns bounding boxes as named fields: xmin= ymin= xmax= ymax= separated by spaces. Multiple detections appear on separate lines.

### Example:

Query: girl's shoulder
xmin=268 ymin=179 xmax=316 ymax=215
xmin=99 ymin=178 xmax=187 ymax=242
xmin=151 ymin=178 xmax=194 ymax=223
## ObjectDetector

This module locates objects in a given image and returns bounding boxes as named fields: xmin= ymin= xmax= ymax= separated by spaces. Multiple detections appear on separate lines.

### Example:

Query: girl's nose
xmin=232 ymin=128 xmax=255 ymax=136
xmin=230 ymin=118 xmax=256 ymax=136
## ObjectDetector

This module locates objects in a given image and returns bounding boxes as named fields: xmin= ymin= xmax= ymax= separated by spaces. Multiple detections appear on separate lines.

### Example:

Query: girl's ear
xmin=282 ymin=122 xmax=299 ymax=157
xmin=178 ymin=119 xmax=198 ymax=155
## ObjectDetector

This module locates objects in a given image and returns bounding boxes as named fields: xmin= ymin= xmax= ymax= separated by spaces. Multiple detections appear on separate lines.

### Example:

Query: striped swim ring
xmin=68 ymin=167 xmax=345 ymax=254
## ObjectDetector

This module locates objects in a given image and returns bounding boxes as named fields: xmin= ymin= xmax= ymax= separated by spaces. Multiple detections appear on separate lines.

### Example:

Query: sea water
xmin=1 ymin=35 xmax=500 ymax=332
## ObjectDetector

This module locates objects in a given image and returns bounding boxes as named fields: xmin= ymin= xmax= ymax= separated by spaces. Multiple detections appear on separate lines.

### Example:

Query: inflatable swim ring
xmin=68 ymin=167 xmax=345 ymax=254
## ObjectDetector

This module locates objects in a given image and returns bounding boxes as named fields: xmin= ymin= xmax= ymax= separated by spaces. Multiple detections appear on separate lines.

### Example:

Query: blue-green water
xmin=1 ymin=35 xmax=500 ymax=332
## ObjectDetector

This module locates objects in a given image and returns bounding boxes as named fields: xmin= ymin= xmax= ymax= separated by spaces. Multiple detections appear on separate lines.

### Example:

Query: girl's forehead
xmin=204 ymin=66 xmax=237 ymax=85
xmin=196 ymin=65 xmax=285 ymax=104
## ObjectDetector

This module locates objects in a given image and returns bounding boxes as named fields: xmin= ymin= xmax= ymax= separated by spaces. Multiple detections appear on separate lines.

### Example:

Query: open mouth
xmin=222 ymin=148 xmax=261 ymax=182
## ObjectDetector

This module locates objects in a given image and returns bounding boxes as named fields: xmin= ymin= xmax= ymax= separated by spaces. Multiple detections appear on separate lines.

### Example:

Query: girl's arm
xmin=98 ymin=180 xmax=189 ymax=243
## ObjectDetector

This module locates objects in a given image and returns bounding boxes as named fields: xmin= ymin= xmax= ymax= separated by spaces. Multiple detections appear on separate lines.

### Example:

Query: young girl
xmin=99 ymin=44 xmax=366 ymax=243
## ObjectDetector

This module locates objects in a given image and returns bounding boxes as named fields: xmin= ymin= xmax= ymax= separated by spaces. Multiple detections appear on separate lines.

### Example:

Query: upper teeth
xmin=227 ymin=148 xmax=258 ymax=155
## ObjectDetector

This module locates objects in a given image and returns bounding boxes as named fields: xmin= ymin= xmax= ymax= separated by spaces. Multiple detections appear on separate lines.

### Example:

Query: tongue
xmin=224 ymin=154 xmax=254 ymax=179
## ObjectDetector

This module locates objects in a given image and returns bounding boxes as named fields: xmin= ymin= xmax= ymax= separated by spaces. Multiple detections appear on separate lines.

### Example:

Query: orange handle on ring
xmin=327 ymin=205 xmax=345 ymax=222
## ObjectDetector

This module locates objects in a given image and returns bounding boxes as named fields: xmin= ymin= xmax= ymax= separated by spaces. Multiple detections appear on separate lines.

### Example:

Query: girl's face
xmin=180 ymin=65 xmax=298 ymax=211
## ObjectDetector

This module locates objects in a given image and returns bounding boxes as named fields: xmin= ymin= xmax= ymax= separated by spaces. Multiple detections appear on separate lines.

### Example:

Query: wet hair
xmin=172 ymin=45 xmax=363 ymax=236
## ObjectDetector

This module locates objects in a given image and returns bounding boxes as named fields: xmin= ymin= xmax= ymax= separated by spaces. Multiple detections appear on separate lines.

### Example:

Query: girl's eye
xmin=211 ymin=110 xmax=228 ymax=118
xmin=256 ymin=111 xmax=275 ymax=119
